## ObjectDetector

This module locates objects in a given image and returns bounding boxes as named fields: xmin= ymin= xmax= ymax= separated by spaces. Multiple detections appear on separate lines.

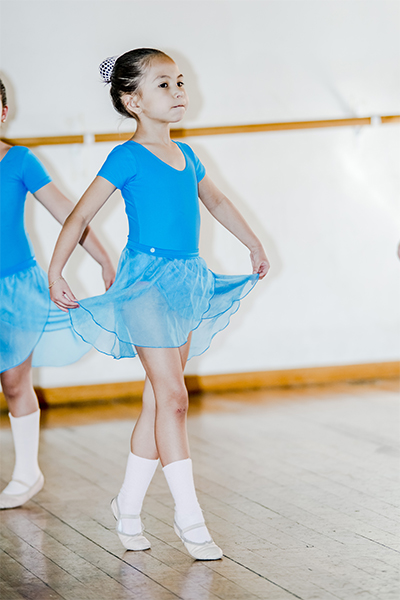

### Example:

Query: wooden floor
xmin=0 ymin=380 xmax=399 ymax=600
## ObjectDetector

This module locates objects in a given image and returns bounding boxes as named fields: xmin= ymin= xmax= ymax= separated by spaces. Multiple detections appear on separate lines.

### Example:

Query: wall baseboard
xmin=1 ymin=361 xmax=398 ymax=411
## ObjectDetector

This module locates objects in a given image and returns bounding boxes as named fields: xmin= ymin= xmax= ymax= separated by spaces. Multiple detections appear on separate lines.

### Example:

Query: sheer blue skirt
xmin=0 ymin=263 xmax=90 ymax=373
xmin=70 ymin=247 xmax=258 ymax=360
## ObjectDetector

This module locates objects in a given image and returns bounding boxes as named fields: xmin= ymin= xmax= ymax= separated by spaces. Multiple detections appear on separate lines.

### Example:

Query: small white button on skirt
xmin=150 ymin=248 xmax=155 ymax=253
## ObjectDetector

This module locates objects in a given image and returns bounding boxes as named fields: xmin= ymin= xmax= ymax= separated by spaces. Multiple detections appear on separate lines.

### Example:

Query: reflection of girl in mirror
xmin=49 ymin=49 xmax=270 ymax=560
xmin=0 ymin=78 xmax=115 ymax=510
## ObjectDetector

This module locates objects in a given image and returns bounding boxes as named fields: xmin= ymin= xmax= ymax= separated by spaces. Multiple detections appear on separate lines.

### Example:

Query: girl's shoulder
xmin=108 ymin=140 xmax=135 ymax=155
xmin=102 ymin=141 xmax=139 ymax=167
xmin=1 ymin=145 xmax=51 ymax=192
xmin=173 ymin=140 xmax=193 ymax=154
xmin=1 ymin=146 xmax=37 ymax=174
xmin=3 ymin=145 xmax=30 ymax=161
xmin=173 ymin=141 xmax=200 ymax=163
xmin=106 ymin=140 xmax=142 ymax=162
xmin=98 ymin=141 xmax=139 ymax=188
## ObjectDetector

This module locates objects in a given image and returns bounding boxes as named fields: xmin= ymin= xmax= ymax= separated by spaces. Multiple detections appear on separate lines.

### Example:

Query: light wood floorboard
xmin=1 ymin=381 xmax=399 ymax=600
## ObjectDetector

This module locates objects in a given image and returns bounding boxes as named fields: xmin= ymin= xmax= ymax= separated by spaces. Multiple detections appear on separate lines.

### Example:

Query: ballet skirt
xmin=69 ymin=140 xmax=258 ymax=360
xmin=0 ymin=146 xmax=90 ymax=372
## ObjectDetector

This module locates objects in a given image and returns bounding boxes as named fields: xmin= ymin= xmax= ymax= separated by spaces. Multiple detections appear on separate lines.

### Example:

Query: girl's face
xmin=125 ymin=57 xmax=188 ymax=124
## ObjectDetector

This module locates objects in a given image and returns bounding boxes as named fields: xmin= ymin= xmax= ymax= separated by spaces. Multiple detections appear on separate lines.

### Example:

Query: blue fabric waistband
xmin=0 ymin=257 xmax=37 ymax=278
xmin=126 ymin=239 xmax=199 ymax=259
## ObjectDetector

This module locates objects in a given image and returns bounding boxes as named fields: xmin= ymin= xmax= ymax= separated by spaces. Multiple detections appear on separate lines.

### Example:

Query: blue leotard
xmin=0 ymin=146 xmax=51 ymax=276
xmin=97 ymin=140 xmax=205 ymax=258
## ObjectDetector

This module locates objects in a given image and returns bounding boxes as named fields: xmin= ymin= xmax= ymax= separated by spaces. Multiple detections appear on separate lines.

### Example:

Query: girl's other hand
xmin=102 ymin=260 xmax=116 ymax=290
xmin=49 ymin=277 xmax=80 ymax=312
xmin=250 ymin=246 xmax=270 ymax=280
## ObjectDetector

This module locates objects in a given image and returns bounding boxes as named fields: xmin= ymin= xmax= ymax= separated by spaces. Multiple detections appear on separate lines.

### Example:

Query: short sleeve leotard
xmin=0 ymin=146 xmax=51 ymax=276
xmin=97 ymin=140 xmax=205 ymax=257
xmin=70 ymin=139 xmax=258 ymax=360
xmin=0 ymin=146 xmax=90 ymax=372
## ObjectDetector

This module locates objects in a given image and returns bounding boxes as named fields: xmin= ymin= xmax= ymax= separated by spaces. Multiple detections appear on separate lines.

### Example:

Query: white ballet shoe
xmin=174 ymin=521 xmax=223 ymax=560
xmin=0 ymin=473 xmax=44 ymax=510
xmin=111 ymin=497 xmax=151 ymax=551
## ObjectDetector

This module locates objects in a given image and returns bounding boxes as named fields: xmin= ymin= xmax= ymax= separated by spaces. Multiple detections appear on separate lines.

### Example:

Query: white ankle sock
xmin=2 ymin=410 xmax=42 ymax=496
xmin=117 ymin=452 xmax=159 ymax=535
xmin=163 ymin=458 xmax=212 ymax=544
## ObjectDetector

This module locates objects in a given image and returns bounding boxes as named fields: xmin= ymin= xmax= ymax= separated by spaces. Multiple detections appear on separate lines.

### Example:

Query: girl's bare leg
xmin=0 ymin=355 xmax=43 ymax=506
xmin=134 ymin=342 xmax=191 ymax=465
xmin=130 ymin=377 xmax=158 ymax=458
xmin=0 ymin=355 xmax=39 ymax=417
xmin=130 ymin=333 xmax=191 ymax=460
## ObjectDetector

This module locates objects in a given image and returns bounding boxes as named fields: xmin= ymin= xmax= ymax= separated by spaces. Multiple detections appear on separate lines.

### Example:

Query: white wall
xmin=1 ymin=0 xmax=399 ymax=387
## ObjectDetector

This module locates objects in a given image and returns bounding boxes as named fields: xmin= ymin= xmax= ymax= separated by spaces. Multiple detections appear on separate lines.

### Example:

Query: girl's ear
xmin=1 ymin=105 xmax=8 ymax=123
xmin=123 ymin=93 xmax=142 ymax=117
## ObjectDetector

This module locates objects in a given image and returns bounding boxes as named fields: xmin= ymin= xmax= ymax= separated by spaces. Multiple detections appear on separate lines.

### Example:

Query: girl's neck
xmin=132 ymin=120 xmax=173 ymax=147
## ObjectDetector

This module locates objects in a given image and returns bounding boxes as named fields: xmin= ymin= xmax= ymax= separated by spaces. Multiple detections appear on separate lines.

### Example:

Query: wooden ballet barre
xmin=2 ymin=115 xmax=400 ymax=147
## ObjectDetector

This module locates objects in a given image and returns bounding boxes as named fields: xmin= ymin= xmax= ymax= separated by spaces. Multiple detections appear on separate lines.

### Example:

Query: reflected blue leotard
xmin=0 ymin=146 xmax=50 ymax=276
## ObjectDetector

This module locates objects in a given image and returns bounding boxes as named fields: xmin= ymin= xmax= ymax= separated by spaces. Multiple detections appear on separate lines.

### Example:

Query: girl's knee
xmin=2 ymin=378 xmax=23 ymax=403
xmin=156 ymin=382 xmax=189 ymax=416
xmin=174 ymin=396 xmax=189 ymax=416
xmin=168 ymin=385 xmax=189 ymax=415
xmin=1 ymin=361 xmax=32 ymax=402
xmin=1 ymin=372 xmax=34 ymax=406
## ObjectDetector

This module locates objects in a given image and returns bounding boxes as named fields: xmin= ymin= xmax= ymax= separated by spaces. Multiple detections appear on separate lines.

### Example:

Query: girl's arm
xmin=34 ymin=182 xmax=116 ymax=290
xmin=47 ymin=176 xmax=116 ymax=311
xmin=198 ymin=175 xmax=270 ymax=279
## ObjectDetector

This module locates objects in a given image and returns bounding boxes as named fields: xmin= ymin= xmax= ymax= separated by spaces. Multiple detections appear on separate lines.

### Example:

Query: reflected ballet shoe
xmin=111 ymin=497 xmax=151 ymax=551
xmin=0 ymin=473 xmax=44 ymax=509
xmin=174 ymin=521 xmax=223 ymax=560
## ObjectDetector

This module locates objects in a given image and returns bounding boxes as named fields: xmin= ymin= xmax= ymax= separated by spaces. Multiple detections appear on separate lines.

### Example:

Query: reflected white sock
xmin=2 ymin=410 xmax=42 ymax=496
xmin=117 ymin=452 xmax=159 ymax=535
xmin=163 ymin=458 xmax=212 ymax=544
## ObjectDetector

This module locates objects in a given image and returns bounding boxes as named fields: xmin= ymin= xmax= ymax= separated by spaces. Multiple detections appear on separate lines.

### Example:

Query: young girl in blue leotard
xmin=49 ymin=49 xmax=270 ymax=560
xmin=0 ymin=78 xmax=115 ymax=509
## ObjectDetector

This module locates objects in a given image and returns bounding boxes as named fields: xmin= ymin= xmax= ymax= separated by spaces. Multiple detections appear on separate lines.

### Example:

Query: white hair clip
xmin=99 ymin=56 xmax=118 ymax=84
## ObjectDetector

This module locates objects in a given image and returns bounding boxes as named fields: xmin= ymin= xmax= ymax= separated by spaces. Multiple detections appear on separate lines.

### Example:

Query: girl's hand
xmin=250 ymin=246 xmax=270 ymax=280
xmin=49 ymin=277 xmax=80 ymax=312
xmin=101 ymin=260 xmax=116 ymax=291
